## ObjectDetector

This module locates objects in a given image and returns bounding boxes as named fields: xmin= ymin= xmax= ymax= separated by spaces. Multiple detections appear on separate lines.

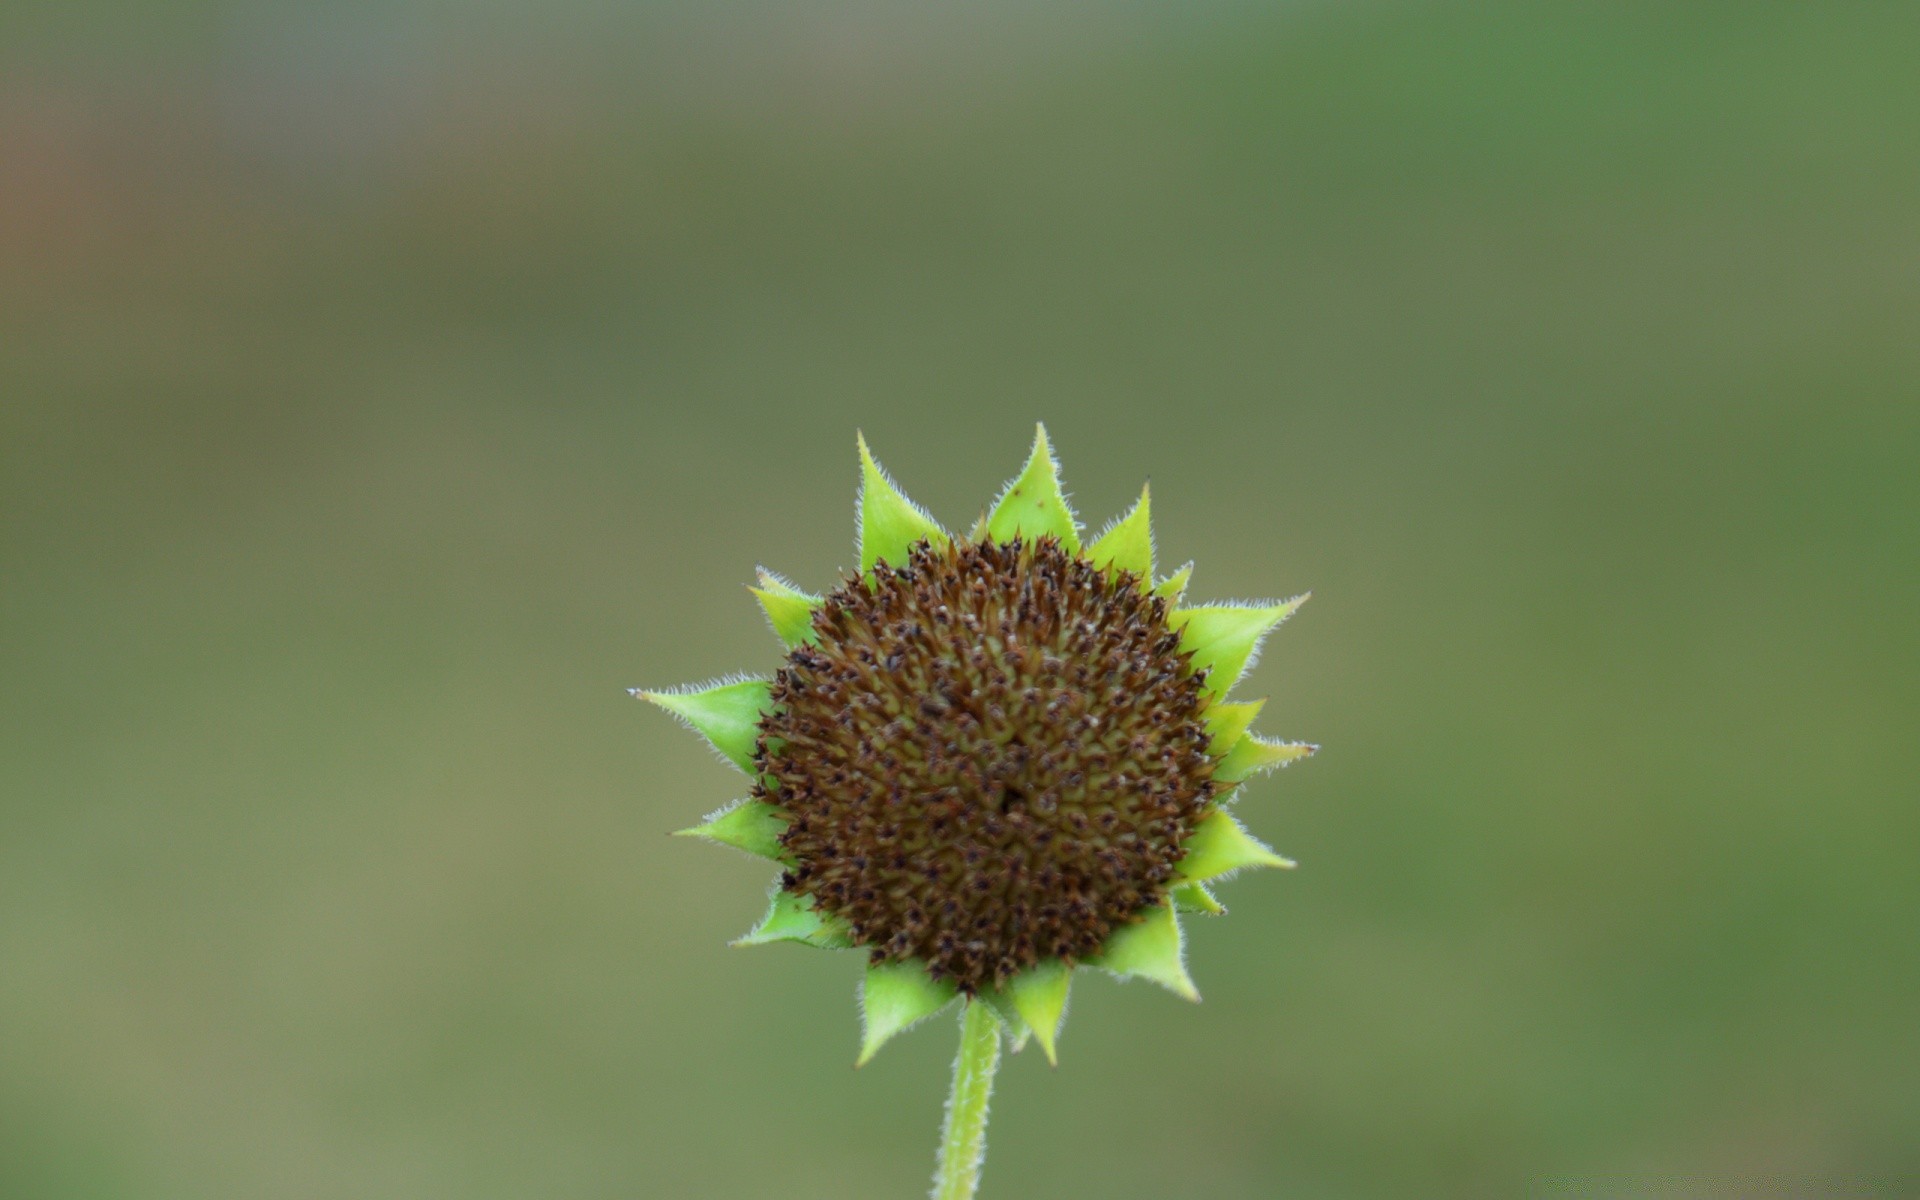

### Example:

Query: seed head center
xmin=757 ymin=537 xmax=1215 ymax=993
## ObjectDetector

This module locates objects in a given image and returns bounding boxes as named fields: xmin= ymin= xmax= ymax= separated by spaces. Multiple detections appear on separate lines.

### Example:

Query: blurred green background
xmin=4 ymin=3 xmax=1917 ymax=1197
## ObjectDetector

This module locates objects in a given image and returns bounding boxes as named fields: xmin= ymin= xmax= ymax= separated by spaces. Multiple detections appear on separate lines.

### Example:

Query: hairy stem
xmin=932 ymin=1000 xmax=1001 ymax=1200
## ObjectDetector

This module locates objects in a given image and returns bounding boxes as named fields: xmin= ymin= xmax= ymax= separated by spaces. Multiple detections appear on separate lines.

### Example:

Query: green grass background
xmin=3 ymin=3 xmax=1916 ymax=1196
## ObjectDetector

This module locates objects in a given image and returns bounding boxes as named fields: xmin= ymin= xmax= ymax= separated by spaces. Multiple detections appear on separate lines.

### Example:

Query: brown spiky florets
xmin=755 ymin=536 xmax=1216 ymax=994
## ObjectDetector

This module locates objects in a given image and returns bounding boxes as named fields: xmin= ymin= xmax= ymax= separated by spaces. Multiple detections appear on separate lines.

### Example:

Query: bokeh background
xmin=4 ymin=3 xmax=1917 ymax=1197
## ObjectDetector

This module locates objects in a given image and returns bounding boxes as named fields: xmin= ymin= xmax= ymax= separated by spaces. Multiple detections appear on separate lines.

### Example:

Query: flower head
xmin=639 ymin=426 xmax=1313 ymax=1065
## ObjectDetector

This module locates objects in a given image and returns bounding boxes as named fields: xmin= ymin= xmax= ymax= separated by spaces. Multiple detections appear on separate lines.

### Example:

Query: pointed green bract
xmin=858 ymin=432 xmax=948 ymax=573
xmin=754 ymin=569 xmax=816 ymax=603
xmin=1171 ymin=882 xmax=1226 ymax=915
xmin=1007 ymin=959 xmax=1071 ymax=1065
xmin=673 ymin=799 xmax=790 ymax=863
xmin=858 ymin=960 xmax=959 ymax=1066
xmin=636 ymin=678 xmax=772 ymax=774
xmin=751 ymin=570 xmax=821 ymax=647
xmin=1202 ymin=699 xmax=1265 ymax=756
xmin=734 ymin=888 xmax=856 ymax=949
xmin=1155 ymin=563 xmax=1193 ymax=605
xmin=1215 ymin=735 xmax=1317 ymax=784
xmin=1085 ymin=902 xmax=1199 ymax=1002
xmin=1175 ymin=810 xmax=1294 ymax=884
xmin=985 ymin=424 xmax=1080 ymax=552
xmin=1171 ymin=594 xmax=1307 ymax=700
xmin=749 ymin=586 xmax=817 ymax=647
xmin=1086 ymin=484 xmax=1152 ymax=581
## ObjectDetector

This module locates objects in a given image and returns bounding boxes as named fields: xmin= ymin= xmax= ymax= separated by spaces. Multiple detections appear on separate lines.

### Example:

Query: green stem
xmin=932 ymin=999 xmax=1001 ymax=1200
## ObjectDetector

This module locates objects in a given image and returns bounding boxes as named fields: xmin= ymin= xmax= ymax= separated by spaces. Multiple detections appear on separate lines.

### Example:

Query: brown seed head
xmin=755 ymin=536 xmax=1215 ymax=993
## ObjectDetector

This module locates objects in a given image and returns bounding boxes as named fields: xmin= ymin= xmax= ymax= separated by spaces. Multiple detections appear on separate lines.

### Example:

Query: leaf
xmin=1175 ymin=810 xmax=1294 ymax=884
xmin=858 ymin=432 xmax=948 ymax=573
xmin=985 ymin=423 xmax=1080 ymax=551
xmin=1171 ymin=882 xmax=1226 ymax=915
xmin=1085 ymin=902 xmax=1199 ymax=1002
xmin=672 ymin=799 xmax=790 ymax=863
xmin=1154 ymin=562 xmax=1193 ymax=605
xmin=749 ymin=569 xmax=821 ymax=647
xmin=1086 ymin=484 xmax=1152 ymax=581
xmin=1170 ymin=594 xmax=1308 ymax=700
xmin=733 ymin=888 xmax=855 ymax=949
xmin=1202 ymin=699 xmax=1265 ymax=756
xmin=858 ymin=960 xmax=958 ymax=1066
xmin=1007 ymin=959 xmax=1072 ymax=1066
xmin=1215 ymin=735 xmax=1317 ymax=785
xmin=634 ymin=678 xmax=772 ymax=774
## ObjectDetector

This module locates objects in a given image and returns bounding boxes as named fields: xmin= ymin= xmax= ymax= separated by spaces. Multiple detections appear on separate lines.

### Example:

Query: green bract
xmin=639 ymin=426 xmax=1314 ymax=1067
